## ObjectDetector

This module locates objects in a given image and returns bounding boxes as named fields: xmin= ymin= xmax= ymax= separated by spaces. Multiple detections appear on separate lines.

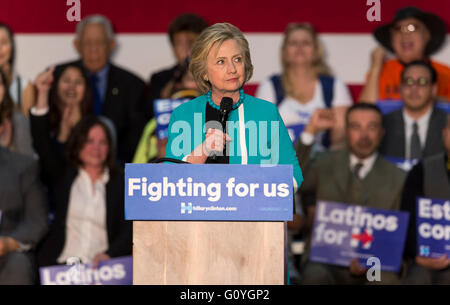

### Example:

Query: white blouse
xmin=57 ymin=168 xmax=110 ymax=264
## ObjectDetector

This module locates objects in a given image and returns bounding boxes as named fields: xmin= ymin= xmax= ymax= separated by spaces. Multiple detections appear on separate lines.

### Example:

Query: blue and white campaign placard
xmin=40 ymin=256 xmax=132 ymax=285
xmin=416 ymin=197 xmax=450 ymax=258
xmin=384 ymin=156 xmax=418 ymax=172
xmin=377 ymin=100 xmax=450 ymax=115
xmin=310 ymin=201 xmax=409 ymax=272
xmin=154 ymin=98 xmax=189 ymax=140
xmin=125 ymin=164 xmax=293 ymax=221
xmin=286 ymin=124 xmax=306 ymax=144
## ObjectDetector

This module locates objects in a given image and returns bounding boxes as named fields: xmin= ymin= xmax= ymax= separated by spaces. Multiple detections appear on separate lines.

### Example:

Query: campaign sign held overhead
xmin=154 ymin=98 xmax=189 ymax=140
xmin=125 ymin=164 xmax=293 ymax=221
xmin=40 ymin=256 xmax=132 ymax=285
xmin=310 ymin=201 xmax=409 ymax=272
xmin=416 ymin=197 xmax=450 ymax=258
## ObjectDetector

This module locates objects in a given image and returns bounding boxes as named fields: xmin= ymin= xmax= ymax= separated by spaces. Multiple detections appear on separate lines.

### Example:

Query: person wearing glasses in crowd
xmin=379 ymin=61 xmax=446 ymax=160
xmin=359 ymin=6 xmax=450 ymax=103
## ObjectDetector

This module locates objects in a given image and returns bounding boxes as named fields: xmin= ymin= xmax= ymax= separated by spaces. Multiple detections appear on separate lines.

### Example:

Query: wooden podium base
xmin=133 ymin=221 xmax=285 ymax=285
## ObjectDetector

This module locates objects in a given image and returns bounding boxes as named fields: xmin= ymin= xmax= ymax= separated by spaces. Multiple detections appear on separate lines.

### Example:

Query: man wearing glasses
xmin=379 ymin=61 xmax=447 ymax=160
xmin=359 ymin=6 xmax=450 ymax=103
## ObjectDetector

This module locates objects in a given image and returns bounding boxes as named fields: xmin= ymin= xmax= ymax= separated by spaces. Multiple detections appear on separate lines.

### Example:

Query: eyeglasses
xmin=392 ymin=23 xmax=422 ymax=34
xmin=401 ymin=77 xmax=431 ymax=87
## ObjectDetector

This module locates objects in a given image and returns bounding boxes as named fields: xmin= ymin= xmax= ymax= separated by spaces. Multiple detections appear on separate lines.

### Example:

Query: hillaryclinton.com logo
xmin=181 ymin=202 xmax=193 ymax=214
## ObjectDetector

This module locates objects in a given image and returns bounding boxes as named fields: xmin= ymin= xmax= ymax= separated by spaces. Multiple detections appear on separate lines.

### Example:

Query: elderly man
xmin=401 ymin=115 xmax=450 ymax=285
xmin=379 ymin=61 xmax=446 ymax=160
xmin=359 ymin=6 xmax=450 ymax=103
xmin=296 ymin=103 xmax=406 ymax=285
xmin=54 ymin=15 xmax=146 ymax=164
xmin=0 ymin=147 xmax=48 ymax=284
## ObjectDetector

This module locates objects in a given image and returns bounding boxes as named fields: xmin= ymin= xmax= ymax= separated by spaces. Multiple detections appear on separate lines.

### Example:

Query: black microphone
xmin=220 ymin=97 xmax=233 ymax=133
xmin=210 ymin=97 xmax=233 ymax=161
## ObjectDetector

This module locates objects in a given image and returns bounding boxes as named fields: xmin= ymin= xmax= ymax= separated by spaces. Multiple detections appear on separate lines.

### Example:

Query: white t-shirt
xmin=256 ymin=76 xmax=353 ymax=146
xmin=256 ymin=76 xmax=353 ymax=127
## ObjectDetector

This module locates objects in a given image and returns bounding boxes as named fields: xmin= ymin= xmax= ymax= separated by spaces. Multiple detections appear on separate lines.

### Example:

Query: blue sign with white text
xmin=377 ymin=100 xmax=450 ymax=115
xmin=384 ymin=156 xmax=418 ymax=172
xmin=154 ymin=98 xmax=190 ymax=139
xmin=125 ymin=164 xmax=293 ymax=221
xmin=310 ymin=201 xmax=409 ymax=272
xmin=39 ymin=256 xmax=132 ymax=285
xmin=416 ymin=197 xmax=450 ymax=258
xmin=286 ymin=124 xmax=306 ymax=144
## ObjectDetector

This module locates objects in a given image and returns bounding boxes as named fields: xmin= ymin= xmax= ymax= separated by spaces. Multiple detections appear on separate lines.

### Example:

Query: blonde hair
xmin=189 ymin=23 xmax=253 ymax=94
xmin=280 ymin=23 xmax=332 ymax=99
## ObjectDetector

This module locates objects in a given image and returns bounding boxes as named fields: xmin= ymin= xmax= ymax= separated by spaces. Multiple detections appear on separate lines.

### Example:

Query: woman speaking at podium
xmin=165 ymin=23 xmax=303 ymax=190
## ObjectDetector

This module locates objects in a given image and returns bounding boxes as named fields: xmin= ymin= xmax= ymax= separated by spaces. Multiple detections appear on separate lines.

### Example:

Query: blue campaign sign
xmin=384 ymin=156 xmax=418 ymax=172
xmin=377 ymin=100 xmax=450 ymax=115
xmin=310 ymin=201 xmax=409 ymax=272
xmin=286 ymin=123 xmax=306 ymax=144
xmin=154 ymin=98 xmax=190 ymax=139
xmin=416 ymin=197 xmax=450 ymax=258
xmin=125 ymin=164 xmax=293 ymax=221
xmin=40 ymin=256 xmax=132 ymax=285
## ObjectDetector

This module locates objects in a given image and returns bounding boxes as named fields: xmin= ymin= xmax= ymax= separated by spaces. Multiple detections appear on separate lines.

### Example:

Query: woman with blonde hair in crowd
xmin=256 ymin=23 xmax=353 ymax=151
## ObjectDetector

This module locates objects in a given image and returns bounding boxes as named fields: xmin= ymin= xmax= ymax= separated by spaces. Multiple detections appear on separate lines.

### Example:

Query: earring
xmin=205 ymin=76 xmax=209 ymax=82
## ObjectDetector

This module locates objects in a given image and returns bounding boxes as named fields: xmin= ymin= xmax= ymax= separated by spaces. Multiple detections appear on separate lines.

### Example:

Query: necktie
xmin=410 ymin=122 xmax=422 ymax=160
xmin=91 ymin=74 xmax=102 ymax=116
xmin=353 ymin=162 xmax=363 ymax=180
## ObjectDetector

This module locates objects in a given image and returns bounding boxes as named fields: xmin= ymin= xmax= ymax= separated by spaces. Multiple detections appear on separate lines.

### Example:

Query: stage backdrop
xmin=1 ymin=0 xmax=449 ymax=100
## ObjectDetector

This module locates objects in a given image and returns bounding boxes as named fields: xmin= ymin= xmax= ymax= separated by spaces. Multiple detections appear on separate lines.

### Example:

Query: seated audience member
xmin=256 ymin=23 xmax=353 ymax=149
xmin=148 ymin=13 xmax=208 ymax=105
xmin=0 ymin=146 xmax=48 ymax=284
xmin=0 ymin=68 xmax=34 ymax=157
xmin=379 ymin=61 xmax=446 ymax=160
xmin=53 ymin=15 xmax=146 ymax=164
xmin=298 ymin=103 xmax=406 ymax=285
xmin=36 ymin=116 xmax=131 ymax=267
xmin=0 ymin=23 xmax=35 ymax=117
xmin=359 ymin=6 xmax=450 ymax=103
xmin=31 ymin=65 xmax=93 ymax=147
xmin=401 ymin=115 xmax=450 ymax=284
xmin=140 ymin=14 xmax=208 ymax=161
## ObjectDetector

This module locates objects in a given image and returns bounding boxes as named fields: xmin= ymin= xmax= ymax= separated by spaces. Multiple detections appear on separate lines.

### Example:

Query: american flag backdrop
xmin=1 ymin=0 xmax=449 ymax=100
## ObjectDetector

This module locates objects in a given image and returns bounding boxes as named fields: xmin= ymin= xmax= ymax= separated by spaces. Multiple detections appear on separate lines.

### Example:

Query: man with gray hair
xmin=53 ymin=14 xmax=146 ymax=164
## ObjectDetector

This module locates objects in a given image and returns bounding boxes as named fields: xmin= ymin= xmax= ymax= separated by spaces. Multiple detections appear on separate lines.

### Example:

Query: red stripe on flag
xmin=1 ymin=0 xmax=449 ymax=33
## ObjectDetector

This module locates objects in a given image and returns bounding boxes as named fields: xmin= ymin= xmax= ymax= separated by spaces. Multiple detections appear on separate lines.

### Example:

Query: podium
xmin=133 ymin=221 xmax=286 ymax=285
xmin=125 ymin=164 xmax=293 ymax=285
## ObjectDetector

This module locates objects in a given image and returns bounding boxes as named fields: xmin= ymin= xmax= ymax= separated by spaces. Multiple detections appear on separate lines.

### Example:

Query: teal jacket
xmin=165 ymin=92 xmax=303 ymax=190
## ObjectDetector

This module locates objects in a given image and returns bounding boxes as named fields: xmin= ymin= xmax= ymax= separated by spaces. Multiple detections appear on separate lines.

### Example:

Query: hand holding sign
xmin=415 ymin=255 xmax=450 ymax=271
xmin=304 ymin=109 xmax=335 ymax=136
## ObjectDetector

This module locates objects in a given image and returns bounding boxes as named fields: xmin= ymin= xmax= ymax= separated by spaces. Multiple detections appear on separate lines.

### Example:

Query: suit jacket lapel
xmin=333 ymin=150 xmax=351 ymax=196
xmin=423 ymin=107 xmax=443 ymax=157
xmin=393 ymin=111 xmax=406 ymax=158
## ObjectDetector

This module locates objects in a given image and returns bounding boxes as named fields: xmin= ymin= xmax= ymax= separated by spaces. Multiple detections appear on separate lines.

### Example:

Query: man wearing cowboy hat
xmin=359 ymin=6 xmax=450 ymax=103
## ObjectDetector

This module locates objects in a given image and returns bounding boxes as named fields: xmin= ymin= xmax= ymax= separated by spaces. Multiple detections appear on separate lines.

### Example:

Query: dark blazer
xmin=0 ymin=148 xmax=48 ymax=248
xmin=379 ymin=107 xmax=446 ymax=159
xmin=30 ymin=114 xmax=132 ymax=267
xmin=54 ymin=60 xmax=147 ymax=163
xmin=300 ymin=149 xmax=406 ymax=211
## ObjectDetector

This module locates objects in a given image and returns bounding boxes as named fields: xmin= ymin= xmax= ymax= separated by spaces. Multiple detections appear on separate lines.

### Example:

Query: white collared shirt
xmin=57 ymin=168 xmax=110 ymax=264
xmin=349 ymin=152 xmax=378 ymax=180
xmin=402 ymin=107 xmax=433 ymax=159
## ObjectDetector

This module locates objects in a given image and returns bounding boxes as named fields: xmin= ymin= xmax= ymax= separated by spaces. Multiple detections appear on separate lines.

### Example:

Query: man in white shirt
xmin=379 ymin=61 xmax=446 ymax=160
xmin=297 ymin=103 xmax=406 ymax=285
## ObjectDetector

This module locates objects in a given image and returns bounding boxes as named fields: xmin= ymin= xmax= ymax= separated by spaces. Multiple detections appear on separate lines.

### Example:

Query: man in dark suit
xmin=0 ymin=147 xmax=48 ymax=284
xmin=400 ymin=114 xmax=450 ymax=284
xmin=295 ymin=103 xmax=406 ymax=285
xmin=54 ymin=15 xmax=146 ymax=164
xmin=380 ymin=60 xmax=446 ymax=160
